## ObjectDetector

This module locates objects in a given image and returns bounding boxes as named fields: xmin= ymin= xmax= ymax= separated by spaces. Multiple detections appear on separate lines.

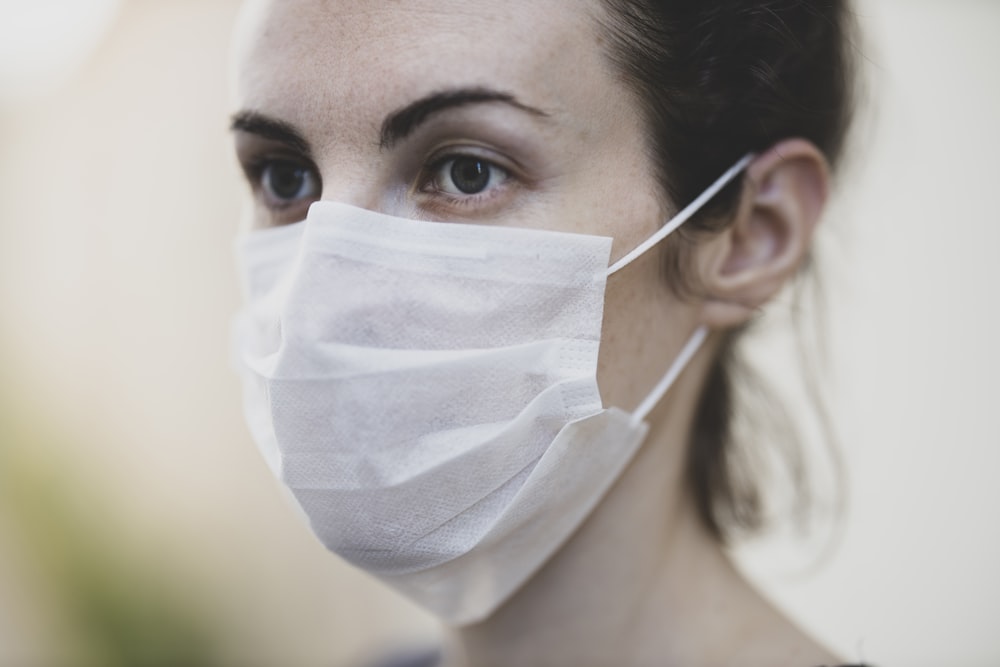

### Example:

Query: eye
xmin=260 ymin=160 xmax=321 ymax=206
xmin=429 ymin=155 xmax=509 ymax=196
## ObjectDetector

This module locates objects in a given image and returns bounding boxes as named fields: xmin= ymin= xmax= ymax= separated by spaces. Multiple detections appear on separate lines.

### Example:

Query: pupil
xmin=450 ymin=158 xmax=489 ymax=194
xmin=269 ymin=163 xmax=306 ymax=199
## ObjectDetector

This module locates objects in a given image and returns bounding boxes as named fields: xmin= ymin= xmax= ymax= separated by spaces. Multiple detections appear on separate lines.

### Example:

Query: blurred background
xmin=0 ymin=0 xmax=997 ymax=665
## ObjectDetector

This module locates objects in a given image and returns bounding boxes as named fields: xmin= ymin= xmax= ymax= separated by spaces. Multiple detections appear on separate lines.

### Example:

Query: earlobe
xmin=698 ymin=139 xmax=830 ymax=329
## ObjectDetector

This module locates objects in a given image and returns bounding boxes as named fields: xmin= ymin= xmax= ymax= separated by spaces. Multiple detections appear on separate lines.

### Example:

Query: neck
xmin=438 ymin=348 xmax=838 ymax=667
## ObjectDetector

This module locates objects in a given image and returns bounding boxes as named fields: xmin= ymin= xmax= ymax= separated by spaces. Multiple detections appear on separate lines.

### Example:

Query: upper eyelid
xmin=233 ymin=126 xmax=316 ymax=165
xmin=239 ymin=159 xmax=321 ymax=214
xmin=238 ymin=154 xmax=320 ymax=191
xmin=237 ymin=144 xmax=315 ymax=166
xmin=430 ymin=156 xmax=511 ymax=183
xmin=425 ymin=144 xmax=521 ymax=176
xmin=423 ymin=152 xmax=512 ymax=184
xmin=230 ymin=111 xmax=314 ymax=159
xmin=236 ymin=139 xmax=522 ymax=202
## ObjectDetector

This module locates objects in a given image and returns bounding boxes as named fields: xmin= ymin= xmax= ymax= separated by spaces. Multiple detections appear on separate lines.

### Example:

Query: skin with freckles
xmin=230 ymin=1 xmax=840 ymax=665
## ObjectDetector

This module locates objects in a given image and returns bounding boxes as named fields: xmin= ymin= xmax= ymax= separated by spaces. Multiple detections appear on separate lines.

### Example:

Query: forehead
xmin=232 ymin=0 xmax=612 ymax=135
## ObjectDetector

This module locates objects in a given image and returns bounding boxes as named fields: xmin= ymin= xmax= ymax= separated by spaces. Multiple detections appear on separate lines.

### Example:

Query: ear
xmin=696 ymin=139 xmax=830 ymax=329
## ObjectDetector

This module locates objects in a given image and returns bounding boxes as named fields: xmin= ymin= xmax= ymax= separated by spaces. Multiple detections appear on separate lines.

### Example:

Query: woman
xmin=229 ymin=0 xmax=861 ymax=665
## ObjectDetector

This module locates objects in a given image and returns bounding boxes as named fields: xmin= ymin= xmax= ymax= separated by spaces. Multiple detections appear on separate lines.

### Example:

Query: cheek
xmin=596 ymin=248 xmax=699 ymax=411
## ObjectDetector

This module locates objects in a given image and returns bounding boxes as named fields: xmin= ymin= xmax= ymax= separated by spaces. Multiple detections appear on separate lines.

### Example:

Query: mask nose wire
xmin=603 ymin=154 xmax=754 ymax=279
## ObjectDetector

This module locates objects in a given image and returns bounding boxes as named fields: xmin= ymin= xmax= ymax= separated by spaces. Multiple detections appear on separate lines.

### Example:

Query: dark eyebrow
xmin=230 ymin=111 xmax=313 ymax=158
xmin=380 ymin=87 xmax=549 ymax=150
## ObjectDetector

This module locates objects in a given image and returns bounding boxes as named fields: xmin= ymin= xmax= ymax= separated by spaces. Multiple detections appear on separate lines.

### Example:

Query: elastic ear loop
xmin=599 ymin=153 xmax=753 ymax=425
xmin=630 ymin=325 xmax=708 ymax=425
xmin=604 ymin=154 xmax=753 ymax=277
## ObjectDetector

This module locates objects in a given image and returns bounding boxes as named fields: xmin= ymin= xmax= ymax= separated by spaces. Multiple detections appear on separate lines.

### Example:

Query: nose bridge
xmin=315 ymin=147 xmax=421 ymax=220
xmin=316 ymin=151 xmax=387 ymax=213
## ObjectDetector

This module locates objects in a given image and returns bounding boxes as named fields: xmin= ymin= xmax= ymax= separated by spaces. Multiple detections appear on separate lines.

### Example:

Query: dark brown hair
xmin=597 ymin=0 xmax=858 ymax=540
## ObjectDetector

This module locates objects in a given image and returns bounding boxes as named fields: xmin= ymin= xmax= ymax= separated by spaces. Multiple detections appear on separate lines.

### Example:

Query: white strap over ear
xmin=605 ymin=154 xmax=754 ymax=278
xmin=630 ymin=325 xmax=709 ymax=425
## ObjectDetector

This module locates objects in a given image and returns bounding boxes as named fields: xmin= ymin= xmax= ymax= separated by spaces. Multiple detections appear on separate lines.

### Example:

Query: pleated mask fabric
xmin=232 ymin=156 xmax=751 ymax=624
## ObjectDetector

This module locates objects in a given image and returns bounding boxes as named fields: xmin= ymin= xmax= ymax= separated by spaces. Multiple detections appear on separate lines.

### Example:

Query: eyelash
xmin=243 ymin=157 xmax=320 ymax=206
xmin=239 ymin=147 xmax=519 ymax=222
xmin=418 ymin=151 xmax=515 ymax=210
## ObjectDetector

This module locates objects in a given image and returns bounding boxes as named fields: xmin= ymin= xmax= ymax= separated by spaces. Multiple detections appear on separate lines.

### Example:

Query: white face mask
xmin=232 ymin=156 xmax=751 ymax=625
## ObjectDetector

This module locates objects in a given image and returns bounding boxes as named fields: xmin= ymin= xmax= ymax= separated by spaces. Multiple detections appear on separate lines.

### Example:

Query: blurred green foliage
xmin=0 ymin=398 xmax=224 ymax=667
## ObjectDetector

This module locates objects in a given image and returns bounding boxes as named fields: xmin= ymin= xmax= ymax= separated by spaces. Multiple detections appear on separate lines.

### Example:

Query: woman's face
xmin=231 ymin=0 xmax=706 ymax=412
